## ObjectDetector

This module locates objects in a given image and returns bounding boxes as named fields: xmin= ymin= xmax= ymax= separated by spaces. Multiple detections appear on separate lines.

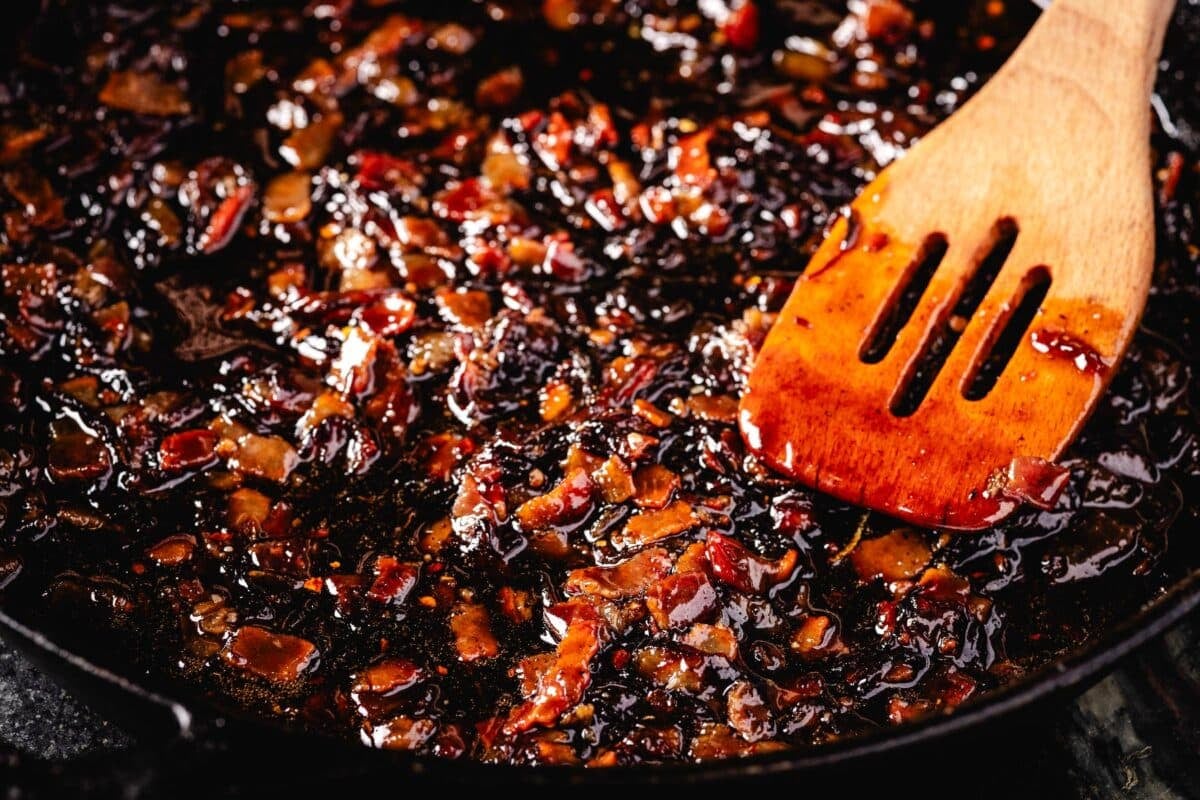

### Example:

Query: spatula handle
xmin=1033 ymin=0 xmax=1175 ymax=96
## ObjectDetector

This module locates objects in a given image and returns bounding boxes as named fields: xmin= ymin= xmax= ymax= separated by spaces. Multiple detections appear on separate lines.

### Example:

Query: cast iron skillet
xmin=1 ymin=567 xmax=1197 ymax=785
xmin=1 ymin=0 xmax=1197 ymax=787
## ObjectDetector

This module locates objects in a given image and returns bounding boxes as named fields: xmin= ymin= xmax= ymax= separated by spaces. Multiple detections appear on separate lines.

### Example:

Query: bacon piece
xmin=146 ymin=534 xmax=196 ymax=567
xmin=199 ymin=184 xmax=254 ymax=254
xmin=632 ymin=464 xmax=680 ymax=510
xmin=159 ymin=429 xmax=219 ymax=472
xmin=221 ymin=626 xmax=318 ymax=683
xmin=99 ymin=71 xmax=191 ymax=116
xmin=722 ymin=2 xmax=760 ymax=52
xmin=365 ymin=716 xmax=437 ymax=751
xmin=450 ymin=602 xmax=500 ymax=662
xmin=671 ymin=129 xmax=715 ymax=188
xmin=564 ymin=548 xmax=672 ymax=599
xmin=726 ymin=680 xmax=774 ymax=742
xmin=645 ymin=572 xmax=719 ymax=630
xmin=592 ymin=456 xmax=635 ymax=503
xmin=504 ymin=619 xmax=607 ymax=733
xmin=704 ymin=532 xmax=798 ymax=594
xmin=849 ymin=528 xmax=931 ymax=582
xmin=515 ymin=467 xmax=595 ymax=530
xmin=366 ymin=556 xmax=419 ymax=605
xmin=634 ymin=645 xmax=706 ymax=692
xmin=611 ymin=500 xmax=697 ymax=550
xmin=352 ymin=658 xmax=424 ymax=695
xmin=680 ymin=623 xmax=739 ymax=659
xmin=690 ymin=723 xmax=788 ymax=760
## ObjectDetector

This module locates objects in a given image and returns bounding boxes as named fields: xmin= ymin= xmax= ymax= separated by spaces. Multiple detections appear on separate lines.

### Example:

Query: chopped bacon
xmin=859 ymin=0 xmax=915 ymax=43
xmin=450 ymin=602 xmax=500 ymax=662
xmin=99 ymin=71 xmax=192 ymax=116
xmin=704 ymin=532 xmax=798 ymax=594
xmin=592 ymin=455 xmax=635 ymax=503
xmin=366 ymin=556 xmax=419 ymax=605
xmin=790 ymin=615 xmax=842 ymax=660
xmin=365 ymin=716 xmax=437 ymax=751
xmin=498 ymin=586 xmax=535 ymax=623
xmin=221 ymin=625 xmax=318 ymax=683
xmin=539 ymin=379 xmax=574 ymax=422
xmin=534 ymin=111 xmax=573 ymax=170
xmin=159 ymin=429 xmax=219 ymax=472
xmin=565 ymin=548 xmax=673 ymax=599
xmin=352 ymin=658 xmax=424 ymax=695
xmin=146 ymin=534 xmax=196 ymax=567
xmin=329 ymin=326 xmax=379 ymax=397
xmin=352 ymin=293 xmax=415 ymax=337
xmin=611 ymin=500 xmax=698 ymax=550
xmin=634 ymin=645 xmax=706 ymax=692
xmin=476 ymin=66 xmax=524 ymax=108
xmin=435 ymin=287 xmax=493 ymax=329
xmin=198 ymin=184 xmax=254 ymax=254
xmin=850 ymin=528 xmax=931 ymax=582
xmin=633 ymin=464 xmax=680 ymax=510
xmin=997 ymin=456 xmax=1071 ymax=510
xmin=645 ymin=572 xmax=719 ymax=630
xmin=504 ymin=618 xmax=607 ymax=733
xmin=723 ymin=2 xmax=760 ymax=52
xmin=280 ymin=112 xmax=343 ymax=170
xmin=354 ymin=151 xmax=421 ymax=192
xmin=685 ymin=394 xmax=739 ymax=423
xmin=515 ymin=467 xmax=595 ymax=530
xmin=690 ymin=723 xmax=788 ymax=760
xmin=221 ymin=427 xmax=299 ymax=484
xmin=671 ymin=129 xmax=715 ymax=188
xmin=47 ymin=420 xmax=110 ymax=482
xmin=680 ymin=623 xmax=739 ymax=659
xmin=227 ymin=487 xmax=271 ymax=532
xmin=726 ymin=680 xmax=774 ymax=742
xmin=914 ymin=565 xmax=971 ymax=610
xmin=262 ymin=171 xmax=312 ymax=224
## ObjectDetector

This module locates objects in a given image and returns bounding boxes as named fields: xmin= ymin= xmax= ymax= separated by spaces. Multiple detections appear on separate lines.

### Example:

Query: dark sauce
xmin=0 ymin=0 xmax=1197 ymax=766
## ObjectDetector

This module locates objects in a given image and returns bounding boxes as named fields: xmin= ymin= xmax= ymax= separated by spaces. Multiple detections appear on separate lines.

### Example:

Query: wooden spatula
xmin=739 ymin=0 xmax=1175 ymax=531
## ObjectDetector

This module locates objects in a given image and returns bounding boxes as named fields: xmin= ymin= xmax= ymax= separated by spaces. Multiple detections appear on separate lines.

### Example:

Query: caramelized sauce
xmin=0 ymin=0 xmax=1197 ymax=766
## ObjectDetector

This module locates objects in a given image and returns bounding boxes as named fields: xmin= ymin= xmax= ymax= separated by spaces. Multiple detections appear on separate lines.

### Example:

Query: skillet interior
xmin=0 ymin=0 xmax=1195 ymax=777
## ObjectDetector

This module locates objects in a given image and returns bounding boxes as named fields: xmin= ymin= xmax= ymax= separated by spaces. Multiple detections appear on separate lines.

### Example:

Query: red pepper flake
xmin=221 ymin=625 xmax=318 ymax=683
xmin=158 ymin=429 xmax=219 ymax=472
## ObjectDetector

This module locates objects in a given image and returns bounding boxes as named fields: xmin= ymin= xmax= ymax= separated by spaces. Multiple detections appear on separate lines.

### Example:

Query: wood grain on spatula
xmin=739 ymin=0 xmax=1175 ymax=530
